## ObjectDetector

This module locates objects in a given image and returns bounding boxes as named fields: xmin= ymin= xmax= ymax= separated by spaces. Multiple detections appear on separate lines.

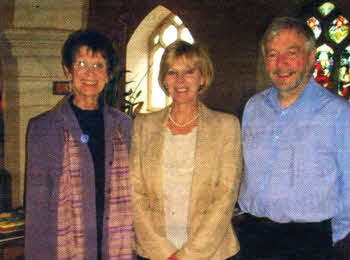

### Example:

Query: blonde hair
xmin=158 ymin=40 xmax=214 ymax=96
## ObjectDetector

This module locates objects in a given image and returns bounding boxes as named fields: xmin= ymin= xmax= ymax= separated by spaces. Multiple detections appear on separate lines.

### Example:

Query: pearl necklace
xmin=168 ymin=112 xmax=199 ymax=127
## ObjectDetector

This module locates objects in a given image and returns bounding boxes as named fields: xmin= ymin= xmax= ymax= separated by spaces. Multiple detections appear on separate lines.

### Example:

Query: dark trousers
xmin=137 ymin=254 xmax=239 ymax=260
xmin=235 ymin=214 xmax=334 ymax=260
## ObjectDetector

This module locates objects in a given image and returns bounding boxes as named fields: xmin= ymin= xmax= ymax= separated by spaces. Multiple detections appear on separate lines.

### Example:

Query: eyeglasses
xmin=74 ymin=60 xmax=106 ymax=73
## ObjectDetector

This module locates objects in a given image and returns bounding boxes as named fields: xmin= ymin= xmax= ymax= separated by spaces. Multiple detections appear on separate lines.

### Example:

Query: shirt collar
xmin=265 ymin=77 xmax=319 ymax=113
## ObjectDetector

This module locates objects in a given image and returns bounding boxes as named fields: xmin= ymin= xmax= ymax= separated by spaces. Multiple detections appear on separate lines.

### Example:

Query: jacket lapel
xmin=188 ymin=103 xmax=214 ymax=220
xmin=146 ymin=108 xmax=170 ymax=199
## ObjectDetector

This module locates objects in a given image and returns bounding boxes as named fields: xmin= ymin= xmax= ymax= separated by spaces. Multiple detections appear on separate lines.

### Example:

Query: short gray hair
xmin=261 ymin=17 xmax=316 ymax=57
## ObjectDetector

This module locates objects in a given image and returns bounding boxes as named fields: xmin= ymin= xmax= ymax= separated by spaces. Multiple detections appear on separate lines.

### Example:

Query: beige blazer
xmin=130 ymin=102 xmax=242 ymax=260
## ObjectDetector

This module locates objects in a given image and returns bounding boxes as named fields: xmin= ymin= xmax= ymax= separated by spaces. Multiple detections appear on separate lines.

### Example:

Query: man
xmin=238 ymin=17 xmax=350 ymax=259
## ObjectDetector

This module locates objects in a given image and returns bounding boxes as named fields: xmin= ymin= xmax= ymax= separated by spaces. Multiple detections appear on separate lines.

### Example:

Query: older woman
xmin=131 ymin=40 xmax=242 ymax=260
xmin=25 ymin=30 xmax=133 ymax=259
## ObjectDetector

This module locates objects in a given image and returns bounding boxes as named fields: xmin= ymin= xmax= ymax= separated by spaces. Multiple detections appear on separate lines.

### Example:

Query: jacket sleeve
xmin=25 ymin=119 xmax=52 ymax=260
xmin=130 ymin=116 xmax=177 ymax=260
xmin=176 ymin=116 xmax=242 ymax=259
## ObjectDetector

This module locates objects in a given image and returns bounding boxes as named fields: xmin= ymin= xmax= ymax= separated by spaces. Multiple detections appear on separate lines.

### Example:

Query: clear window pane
xmin=329 ymin=16 xmax=349 ymax=44
xmin=319 ymin=2 xmax=335 ymax=16
xmin=181 ymin=28 xmax=194 ymax=44
xmin=307 ymin=17 xmax=322 ymax=39
xmin=154 ymin=35 xmax=159 ymax=44
xmin=338 ymin=45 xmax=350 ymax=100
xmin=174 ymin=16 xmax=183 ymax=25
xmin=147 ymin=14 xmax=195 ymax=111
xmin=151 ymin=47 xmax=166 ymax=108
xmin=162 ymin=25 xmax=178 ymax=46
xmin=313 ymin=44 xmax=334 ymax=88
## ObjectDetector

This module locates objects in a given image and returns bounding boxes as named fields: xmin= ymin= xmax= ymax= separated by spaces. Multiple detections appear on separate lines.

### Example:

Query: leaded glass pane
xmin=151 ymin=47 xmax=166 ymax=108
xmin=181 ymin=28 xmax=194 ymax=44
xmin=329 ymin=16 xmax=349 ymax=44
xmin=307 ymin=17 xmax=322 ymax=39
xmin=162 ymin=25 xmax=178 ymax=46
xmin=338 ymin=45 xmax=350 ymax=100
xmin=313 ymin=44 xmax=334 ymax=88
xmin=318 ymin=2 xmax=335 ymax=16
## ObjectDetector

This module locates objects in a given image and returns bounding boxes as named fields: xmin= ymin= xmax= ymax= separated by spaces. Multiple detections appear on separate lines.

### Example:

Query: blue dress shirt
xmin=239 ymin=77 xmax=350 ymax=243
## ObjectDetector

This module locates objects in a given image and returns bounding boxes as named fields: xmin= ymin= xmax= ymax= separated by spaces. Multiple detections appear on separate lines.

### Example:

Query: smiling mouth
xmin=81 ymin=80 xmax=98 ymax=87
xmin=274 ymin=71 xmax=296 ymax=79
xmin=175 ymin=87 xmax=189 ymax=93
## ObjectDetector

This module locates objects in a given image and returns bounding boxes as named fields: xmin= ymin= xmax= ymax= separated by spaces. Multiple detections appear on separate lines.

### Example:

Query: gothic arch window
xmin=298 ymin=1 xmax=350 ymax=100
xmin=148 ymin=15 xmax=194 ymax=110
xmin=126 ymin=6 xmax=194 ymax=114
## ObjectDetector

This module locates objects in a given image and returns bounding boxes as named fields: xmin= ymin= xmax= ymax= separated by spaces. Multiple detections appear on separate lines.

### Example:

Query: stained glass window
xmin=313 ymin=44 xmax=334 ymax=88
xmin=338 ymin=45 xmax=350 ymax=100
xmin=299 ymin=1 xmax=350 ymax=100
xmin=329 ymin=16 xmax=349 ymax=44
xmin=307 ymin=17 xmax=322 ymax=39
xmin=318 ymin=2 xmax=335 ymax=17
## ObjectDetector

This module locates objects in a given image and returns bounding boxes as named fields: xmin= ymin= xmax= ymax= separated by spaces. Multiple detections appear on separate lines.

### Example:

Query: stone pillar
xmin=0 ymin=0 xmax=89 ymax=208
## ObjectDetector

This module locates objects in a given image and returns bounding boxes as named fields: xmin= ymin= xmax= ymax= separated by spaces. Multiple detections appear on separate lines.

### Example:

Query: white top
xmin=162 ymin=127 xmax=197 ymax=249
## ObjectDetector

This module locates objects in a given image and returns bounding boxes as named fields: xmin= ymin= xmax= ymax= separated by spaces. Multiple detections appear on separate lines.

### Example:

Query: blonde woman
xmin=131 ymin=40 xmax=242 ymax=260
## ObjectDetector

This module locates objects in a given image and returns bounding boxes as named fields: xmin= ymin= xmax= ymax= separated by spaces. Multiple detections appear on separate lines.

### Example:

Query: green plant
xmin=104 ymin=69 xmax=145 ymax=118
xmin=122 ymin=82 xmax=144 ymax=118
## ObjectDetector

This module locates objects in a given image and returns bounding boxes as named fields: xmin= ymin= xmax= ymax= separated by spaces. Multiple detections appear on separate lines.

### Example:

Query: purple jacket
xmin=25 ymin=96 xmax=132 ymax=259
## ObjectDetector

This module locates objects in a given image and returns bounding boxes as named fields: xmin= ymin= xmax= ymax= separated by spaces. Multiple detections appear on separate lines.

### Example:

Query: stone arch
xmin=126 ymin=5 xmax=172 ymax=112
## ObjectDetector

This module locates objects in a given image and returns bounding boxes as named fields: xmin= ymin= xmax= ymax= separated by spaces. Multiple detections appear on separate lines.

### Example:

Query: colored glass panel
xmin=307 ymin=17 xmax=322 ymax=39
xmin=329 ymin=16 xmax=349 ymax=44
xmin=338 ymin=45 xmax=350 ymax=100
xmin=313 ymin=44 xmax=334 ymax=88
xmin=318 ymin=2 xmax=335 ymax=16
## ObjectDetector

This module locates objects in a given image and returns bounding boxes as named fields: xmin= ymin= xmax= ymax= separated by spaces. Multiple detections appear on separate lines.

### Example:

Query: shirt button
xmin=273 ymin=135 xmax=279 ymax=140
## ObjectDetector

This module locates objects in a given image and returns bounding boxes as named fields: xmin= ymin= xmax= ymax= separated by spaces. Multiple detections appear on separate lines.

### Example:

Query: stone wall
xmin=0 ymin=0 xmax=89 ymax=207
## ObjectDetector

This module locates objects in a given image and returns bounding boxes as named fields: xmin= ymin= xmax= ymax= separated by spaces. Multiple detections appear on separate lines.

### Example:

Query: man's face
xmin=264 ymin=29 xmax=315 ymax=95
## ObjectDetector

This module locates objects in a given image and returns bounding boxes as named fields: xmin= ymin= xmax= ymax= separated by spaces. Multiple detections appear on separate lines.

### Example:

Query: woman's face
xmin=165 ymin=56 xmax=204 ymax=106
xmin=64 ymin=46 xmax=108 ymax=106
